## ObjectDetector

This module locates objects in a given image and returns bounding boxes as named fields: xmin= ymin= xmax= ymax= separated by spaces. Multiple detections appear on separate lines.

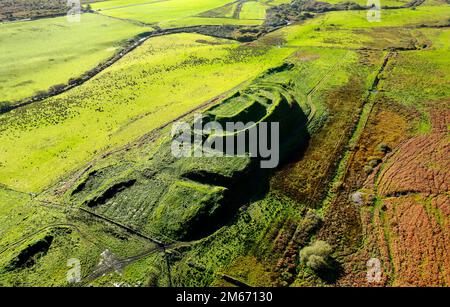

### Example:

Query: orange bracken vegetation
xmin=367 ymin=107 xmax=450 ymax=286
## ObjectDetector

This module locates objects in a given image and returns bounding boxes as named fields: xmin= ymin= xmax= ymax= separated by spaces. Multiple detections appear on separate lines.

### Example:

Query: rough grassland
xmin=323 ymin=0 xmax=409 ymax=6
xmin=0 ymin=33 xmax=295 ymax=193
xmin=317 ymin=6 xmax=450 ymax=28
xmin=0 ymin=13 xmax=146 ymax=105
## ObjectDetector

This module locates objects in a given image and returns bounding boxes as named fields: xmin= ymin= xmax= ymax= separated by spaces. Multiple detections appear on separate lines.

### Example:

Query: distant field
xmin=0 ymin=13 xmax=146 ymax=106
xmin=91 ymin=0 xmax=236 ymax=24
xmin=92 ymin=0 xmax=270 ymax=27
xmin=322 ymin=0 xmax=410 ymax=6
xmin=158 ymin=16 xmax=263 ymax=28
xmin=90 ymin=0 xmax=164 ymax=11
xmin=0 ymin=33 xmax=295 ymax=192
xmin=316 ymin=6 xmax=450 ymax=28
xmin=240 ymin=1 xmax=267 ymax=20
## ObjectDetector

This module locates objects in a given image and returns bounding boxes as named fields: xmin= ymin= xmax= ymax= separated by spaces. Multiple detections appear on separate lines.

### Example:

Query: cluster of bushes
xmin=299 ymin=240 xmax=340 ymax=282
xmin=300 ymin=240 xmax=333 ymax=272
xmin=265 ymin=0 xmax=365 ymax=28
xmin=0 ymin=0 xmax=94 ymax=21
xmin=364 ymin=143 xmax=391 ymax=174
xmin=234 ymin=27 xmax=263 ymax=42
xmin=180 ymin=25 xmax=263 ymax=43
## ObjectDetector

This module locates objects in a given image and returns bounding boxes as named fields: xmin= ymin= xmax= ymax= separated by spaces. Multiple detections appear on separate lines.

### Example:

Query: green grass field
xmin=91 ymin=0 xmax=236 ymax=24
xmin=0 ymin=33 xmax=295 ymax=193
xmin=317 ymin=6 xmax=450 ymax=28
xmin=240 ymin=1 xmax=268 ymax=20
xmin=1 ymin=0 xmax=449 ymax=287
xmin=158 ymin=16 xmax=263 ymax=28
xmin=0 ymin=13 xmax=147 ymax=106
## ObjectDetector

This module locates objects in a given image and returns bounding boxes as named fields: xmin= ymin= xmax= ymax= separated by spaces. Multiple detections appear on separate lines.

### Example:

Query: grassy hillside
xmin=0 ymin=32 xmax=295 ymax=193
xmin=0 ymin=0 xmax=449 ymax=287
xmin=0 ymin=13 xmax=147 ymax=106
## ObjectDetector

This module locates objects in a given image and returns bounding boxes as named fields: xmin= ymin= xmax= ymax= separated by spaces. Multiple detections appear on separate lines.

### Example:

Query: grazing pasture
xmin=0 ymin=32 xmax=295 ymax=193
xmin=317 ymin=6 xmax=450 ymax=28
xmin=0 ymin=13 xmax=146 ymax=106
xmin=239 ymin=1 xmax=268 ymax=20
xmin=92 ymin=0 xmax=274 ymax=27
xmin=91 ymin=0 xmax=236 ymax=24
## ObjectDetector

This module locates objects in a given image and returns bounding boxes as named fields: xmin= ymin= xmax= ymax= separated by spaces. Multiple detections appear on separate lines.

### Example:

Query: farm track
xmin=0 ymin=183 xmax=30 ymax=197
xmin=233 ymin=0 xmax=247 ymax=19
xmin=320 ymin=51 xmax=396 ymax=210
xmin=0 ymin=220 xmax=178 ymax=285
xmin=1 ymin=194 xmax=203 ymax=285
xmin=277 ymin=52 xmax=351 ymax=268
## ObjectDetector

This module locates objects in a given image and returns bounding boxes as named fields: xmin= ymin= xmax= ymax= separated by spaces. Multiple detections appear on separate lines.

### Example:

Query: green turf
xmin=0 ymin=13 xmax=147 ymax=106
xmin=158 ymin=16 xmax=263 ymax=28
xmin=92 ymin=0 xmax=237 ymax=25
xmin=316 ymin=6 xmax=450 ymax=28
xmin=240 ymin=1 xmax=268 ymax=20
xmin=0 ymin=33 xmax=296 ymax=193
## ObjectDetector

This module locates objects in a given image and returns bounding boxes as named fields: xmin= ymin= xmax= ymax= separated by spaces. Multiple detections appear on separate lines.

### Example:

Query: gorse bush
xmin=307 ymin=255 xmax=329 ymax=271
xmin=300 ymin=240 xmax=333 ymax=272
